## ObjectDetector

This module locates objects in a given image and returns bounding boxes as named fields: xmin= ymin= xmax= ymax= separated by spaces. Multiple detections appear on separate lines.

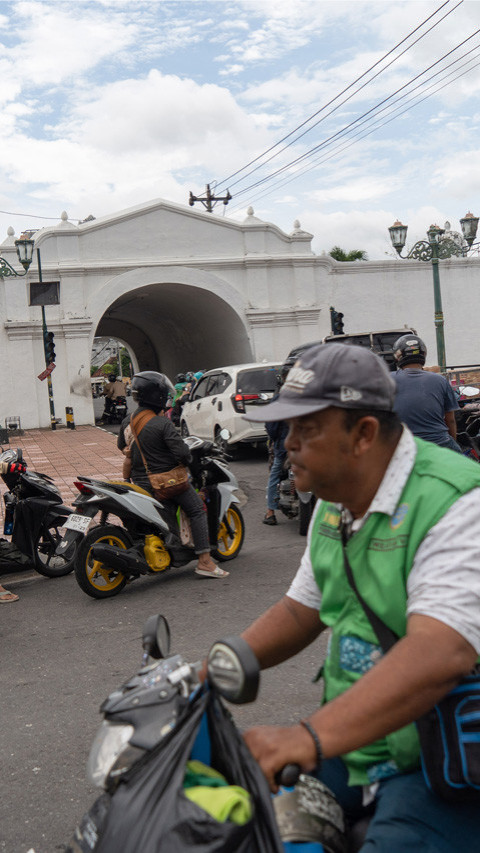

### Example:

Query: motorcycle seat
xmin=109 ymin=479 xmax=152 ymax=497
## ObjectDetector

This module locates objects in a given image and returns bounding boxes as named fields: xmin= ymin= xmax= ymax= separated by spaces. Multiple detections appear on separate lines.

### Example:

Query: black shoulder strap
xmin=340 ymin=524 xmax=399 ymax=654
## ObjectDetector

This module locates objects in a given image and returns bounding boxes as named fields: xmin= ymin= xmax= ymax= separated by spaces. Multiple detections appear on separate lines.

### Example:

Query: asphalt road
xmin=1 ymin=445 xmax=327 ymax=853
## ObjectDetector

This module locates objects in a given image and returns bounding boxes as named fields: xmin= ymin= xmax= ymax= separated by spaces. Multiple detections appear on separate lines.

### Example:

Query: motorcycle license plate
xmin=63 ymin=514 xmax=91 ymax=533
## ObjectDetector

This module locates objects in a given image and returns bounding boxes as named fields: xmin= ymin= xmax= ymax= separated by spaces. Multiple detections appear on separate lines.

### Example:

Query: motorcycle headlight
xmin=86 ymin=721 xmax=134 ymax=788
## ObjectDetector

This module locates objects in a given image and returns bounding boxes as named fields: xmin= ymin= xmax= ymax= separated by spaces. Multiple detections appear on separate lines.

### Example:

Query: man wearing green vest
xmin=243 ymin=343 xmax=480 ymax=851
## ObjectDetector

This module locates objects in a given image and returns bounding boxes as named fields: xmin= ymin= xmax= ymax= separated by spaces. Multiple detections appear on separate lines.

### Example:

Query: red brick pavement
xmin=0 ymin=425 xmax=124 ymax=519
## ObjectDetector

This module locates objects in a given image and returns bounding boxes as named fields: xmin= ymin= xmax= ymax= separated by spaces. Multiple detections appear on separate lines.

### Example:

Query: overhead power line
xmin=229 ymin=52 xmax=480 ymax=215
xmin=226 ymin=24 xmax=480 ymax=205
xmin=0 ymin=209 xmax=80 ymax=222
xmin=213 ymin=0 xmax=462 ymax=193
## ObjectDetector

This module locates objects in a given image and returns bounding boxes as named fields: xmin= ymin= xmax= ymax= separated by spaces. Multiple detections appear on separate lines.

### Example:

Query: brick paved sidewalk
xmin=0 ymin=424 xmax=124 ymax=518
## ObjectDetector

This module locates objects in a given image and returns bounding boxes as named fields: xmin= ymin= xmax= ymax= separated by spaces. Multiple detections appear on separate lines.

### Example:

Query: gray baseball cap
xmin=246 ymin=343 xmax=396 ymax=422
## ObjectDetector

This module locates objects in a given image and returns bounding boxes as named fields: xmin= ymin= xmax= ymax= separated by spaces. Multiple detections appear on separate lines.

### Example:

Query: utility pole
xmin=189 ymin=184 xmax=232 ymax=212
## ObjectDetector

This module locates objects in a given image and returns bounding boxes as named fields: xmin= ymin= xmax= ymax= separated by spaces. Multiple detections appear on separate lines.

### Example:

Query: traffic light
xmin=44 ymin=330 xmax=56 ymax=365
xmin=330 ymin=307 xmax=345 ymax=335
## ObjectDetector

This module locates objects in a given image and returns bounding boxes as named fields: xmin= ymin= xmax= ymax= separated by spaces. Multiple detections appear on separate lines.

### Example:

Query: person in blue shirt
xmin=393 ymin=334 xmax=460 ymax=452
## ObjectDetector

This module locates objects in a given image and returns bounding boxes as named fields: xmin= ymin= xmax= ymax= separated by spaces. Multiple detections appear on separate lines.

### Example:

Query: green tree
xmin=120 ymin=348 xmax=132 ymax=377
xmin=329 ymin=246 xmax=368 ymax=262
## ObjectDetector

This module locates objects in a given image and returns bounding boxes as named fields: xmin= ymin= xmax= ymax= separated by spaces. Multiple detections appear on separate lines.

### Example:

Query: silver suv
xmin=180 ymin=362 xmax=281 ymax=451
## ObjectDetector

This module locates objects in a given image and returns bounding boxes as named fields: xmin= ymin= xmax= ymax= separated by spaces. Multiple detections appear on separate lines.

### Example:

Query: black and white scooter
xmin=62 ymin=435 xmax=245 ymax=598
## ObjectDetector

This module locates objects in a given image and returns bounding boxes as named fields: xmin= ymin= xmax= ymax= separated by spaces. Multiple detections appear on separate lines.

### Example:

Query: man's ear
xmin=352 ymin=416 xmax=379 ymax=457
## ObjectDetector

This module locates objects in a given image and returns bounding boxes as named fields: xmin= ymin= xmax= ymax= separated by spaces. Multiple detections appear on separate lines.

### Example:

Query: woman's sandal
xmin=0 ymin=589 xmax=19 ymax=602
xmin=194 ymin=565 xmax=229 ymax=578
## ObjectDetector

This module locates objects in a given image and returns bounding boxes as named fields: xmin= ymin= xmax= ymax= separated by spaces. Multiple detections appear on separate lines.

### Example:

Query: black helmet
xmin=131 ymin=371 xmax=171 ymax=410
xmin=109 ymin=373 xmax=118 ymax=382
xmin=393 ymin=334 xmax=427 ymax=368
xmin=175 ymin=373 xmax=186 ymax=384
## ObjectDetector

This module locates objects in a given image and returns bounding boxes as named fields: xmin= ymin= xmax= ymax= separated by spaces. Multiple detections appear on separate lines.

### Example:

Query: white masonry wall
xmin=0 ymin=201 xmax=478 ymax=429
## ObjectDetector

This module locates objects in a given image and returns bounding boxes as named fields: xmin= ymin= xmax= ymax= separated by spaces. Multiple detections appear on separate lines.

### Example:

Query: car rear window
xmin=236 ymin=367 xmax=280 ymax=394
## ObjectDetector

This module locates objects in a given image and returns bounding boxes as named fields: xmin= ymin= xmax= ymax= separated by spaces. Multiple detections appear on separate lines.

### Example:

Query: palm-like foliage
xmin=329 ymin=246 xmax=368 ymax=262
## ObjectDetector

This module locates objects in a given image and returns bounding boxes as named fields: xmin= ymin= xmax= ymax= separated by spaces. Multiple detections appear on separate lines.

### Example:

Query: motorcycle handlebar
xmin=275 ymin=763 xmax=301 ymax=787
xmin=191 ymin=443 xmax=228 ymax=461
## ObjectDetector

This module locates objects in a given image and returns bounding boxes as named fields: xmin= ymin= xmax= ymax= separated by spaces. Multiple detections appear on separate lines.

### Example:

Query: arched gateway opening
xmin=95 ymin=282 xmax=253 ymax=378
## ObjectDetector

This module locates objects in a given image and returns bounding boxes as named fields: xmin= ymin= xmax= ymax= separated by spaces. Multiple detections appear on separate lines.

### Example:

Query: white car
xmin=180 ymin=362 xmax=281 ymax=451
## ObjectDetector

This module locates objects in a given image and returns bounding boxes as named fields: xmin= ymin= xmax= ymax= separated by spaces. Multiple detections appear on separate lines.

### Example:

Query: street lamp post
xmin=0 ymin=236 xmax=58 ymax=430
xmin=35 ymin=248 xmax=57 ymax=430
xmin=388 ymin=213 xmax=479 ymax=373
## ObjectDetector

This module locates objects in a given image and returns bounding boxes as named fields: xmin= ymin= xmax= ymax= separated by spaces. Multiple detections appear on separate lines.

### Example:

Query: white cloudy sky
xmin=0 ymin=0 xmax=480 ymax=258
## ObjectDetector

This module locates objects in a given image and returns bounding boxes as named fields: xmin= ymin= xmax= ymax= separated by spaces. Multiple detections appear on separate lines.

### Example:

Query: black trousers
xmin=161 ymin=485 xmax=211 ymax=554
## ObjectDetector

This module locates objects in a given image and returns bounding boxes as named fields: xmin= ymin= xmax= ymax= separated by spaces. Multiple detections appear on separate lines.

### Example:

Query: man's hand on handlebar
xmin=243 ymin=724 xmax=318 ymax=792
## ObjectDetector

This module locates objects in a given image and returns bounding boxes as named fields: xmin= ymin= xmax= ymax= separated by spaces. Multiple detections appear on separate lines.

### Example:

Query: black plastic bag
xmin=91 ymin=687 xmax=283 ymax=853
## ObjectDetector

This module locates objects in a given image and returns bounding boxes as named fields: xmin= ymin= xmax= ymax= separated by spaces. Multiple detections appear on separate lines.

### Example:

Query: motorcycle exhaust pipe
xmin=90 ymin=544 xmax=150 ymax=576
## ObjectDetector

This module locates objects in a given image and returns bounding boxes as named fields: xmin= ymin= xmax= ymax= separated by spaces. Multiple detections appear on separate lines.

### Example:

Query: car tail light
xmin=74 ymin=481 xmax=94 ymax=495
xmin=232 ymin=393 xmax=259 ymax=413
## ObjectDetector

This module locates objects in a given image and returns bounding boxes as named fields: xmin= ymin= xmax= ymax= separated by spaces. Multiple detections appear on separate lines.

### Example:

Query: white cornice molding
xmin=33 ymin=254 xmax=318 ymax=279
xmin=5 ymin=318 xmax=92 ymax=340
xmin=7 ymin=252 xmax=478 ymax=285
xmin=61 ymin=319 xmax=93 ymax=338
xmin=5 ymin=321 xmax=47 ymax=341
xmin=246 ymin=308 xmax=321 ymax=327
xmin=327 ymin=256 xmax=480 ymax=275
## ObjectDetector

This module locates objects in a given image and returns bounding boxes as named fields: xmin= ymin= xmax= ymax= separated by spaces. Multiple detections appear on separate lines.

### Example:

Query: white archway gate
xmin=1 ymin=199 xmax=479 ymax=428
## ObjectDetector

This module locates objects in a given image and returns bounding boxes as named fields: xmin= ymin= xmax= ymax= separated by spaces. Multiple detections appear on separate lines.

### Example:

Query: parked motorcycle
xmin=0 ymin=446 xmax=76 ymax=577
xmin=277 ymin=461 xmax=316 ymax=536
xmin=68 ymin=435 xmax=245 ymax=598
xmin=455 ymin=409 xmax=480 ymax=461
xmin=66 ymin=614 xmax=360 ymax=853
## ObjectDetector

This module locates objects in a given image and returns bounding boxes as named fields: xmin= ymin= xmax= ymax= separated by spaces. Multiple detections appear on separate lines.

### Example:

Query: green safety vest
xmin=311 ymin=437 xmax=480 ymax=786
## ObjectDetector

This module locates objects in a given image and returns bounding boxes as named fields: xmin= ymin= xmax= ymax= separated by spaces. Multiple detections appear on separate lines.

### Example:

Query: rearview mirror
xmin=142 ymin=614 xmax=171 ymax=660
xmin=207 ymin=636 xmax=259 ymax=704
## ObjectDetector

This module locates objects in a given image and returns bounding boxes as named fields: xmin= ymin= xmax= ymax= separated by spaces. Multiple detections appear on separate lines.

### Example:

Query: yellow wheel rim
xmin=85 ymin=533 xmax=128 ymax=592
xmin=216 ymin=508 xmax=243 ymax=558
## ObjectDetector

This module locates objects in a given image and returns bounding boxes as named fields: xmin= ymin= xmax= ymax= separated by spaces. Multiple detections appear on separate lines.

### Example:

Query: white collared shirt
xmin=287 ymin=428 xmax=480 ymax=653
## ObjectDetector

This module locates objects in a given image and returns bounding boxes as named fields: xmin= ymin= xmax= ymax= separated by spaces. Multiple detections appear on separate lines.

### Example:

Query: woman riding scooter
xmin=118 ymin=371 xmax=228 ymax=579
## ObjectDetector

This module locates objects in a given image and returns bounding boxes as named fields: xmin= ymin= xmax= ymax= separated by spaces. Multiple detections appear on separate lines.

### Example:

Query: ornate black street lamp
xmin=388 ymin=213 xmax=479 ymax=373
xmin=0 ymin=234 xmax=35 ymax=277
